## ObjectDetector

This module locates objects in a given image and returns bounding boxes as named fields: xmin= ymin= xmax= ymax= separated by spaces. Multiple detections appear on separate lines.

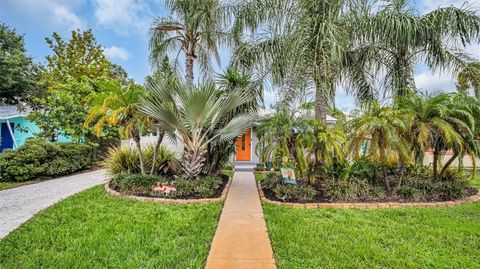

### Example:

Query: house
xmin=0 ymin=105 xmax=70 ymax=152
xmin=232 ymin=109 xmax=337 ymax=169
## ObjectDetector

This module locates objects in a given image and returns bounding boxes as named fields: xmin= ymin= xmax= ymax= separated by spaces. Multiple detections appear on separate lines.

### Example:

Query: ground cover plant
xmin=263 ymin=202 xmax=480 ymax=269
xmin=0 ymin=186 xmax=222 ymax=268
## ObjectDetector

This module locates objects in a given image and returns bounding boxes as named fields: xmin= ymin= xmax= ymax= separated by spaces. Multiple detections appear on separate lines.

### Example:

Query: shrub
xmin=396 ymin=186 xmax=418 ymax=200
xmin=273 ymin=184 xmax=316 ymax=202
xmin=370 ymin=186 xmax=386 ymax=198
xmin=261 ymin=172 xmax=282 ymax=190
xmin=0 ymin=139 xmax=98 ymax=182
xmin=103 ymin=144 xmax=175 ymax=175
xmin=323 ymin=178 xmax=370 ymax=201
xmin=110 ymin=174 xmax=162 ymax=195
xmin=436 ymin=180 xmax=469 ymax=200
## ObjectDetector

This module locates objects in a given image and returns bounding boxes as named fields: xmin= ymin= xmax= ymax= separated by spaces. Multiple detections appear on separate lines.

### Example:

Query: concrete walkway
xmin=0 ymin=169 xmax=107 ymax=239
xmin=205 ymin=171 xmax=276 ymax=269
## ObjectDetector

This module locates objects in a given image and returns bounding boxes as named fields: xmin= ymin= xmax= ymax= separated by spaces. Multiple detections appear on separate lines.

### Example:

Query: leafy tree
xmin=457 ymin=62 xmax=480 ymax=97
xmin=28 ymin=79 xmax=94 ymax=142
xmin=42 ymin=30 xmax=111 ymax=83
xmin=0 ymin=23 xmax=41 ymax=104
xmin=347 ymin=101 xmax=412 ymax=191
xmin=141 ymin=80 xmax=255 ymax=179
xmin=30 ymin=30 xmax=125 ymax=142
xmin=149 ymin=0 xmax=227 ymax=84
xmin=84 ymin=81 xmax=148 ymax=174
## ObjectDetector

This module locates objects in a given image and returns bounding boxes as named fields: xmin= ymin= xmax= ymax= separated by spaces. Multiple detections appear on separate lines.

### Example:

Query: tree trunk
xmin=185 ymin=53 xmax=194 ymax=86
xmin=314 ymin=79 xmax=328 ymax=124
xmin=379 ymin=139 xmax=391 ymax=191
xmin=133 ymin=134 xmax=146 ymax=175
xmin=439 ymin=152 xmax=459 ymax=179
xmin=433 ymin=150 xmax=439 ymax=181
xmin=183 ymin=145 xmax=206 ymax=179
xmin=150 ymin=127 xmax=165 ymax=175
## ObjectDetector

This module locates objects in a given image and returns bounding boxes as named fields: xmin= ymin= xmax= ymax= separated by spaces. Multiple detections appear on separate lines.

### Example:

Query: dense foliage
xmin=0 ymin=139 xmax=98 ymax=182
xmin=257 ymin=92 xmax=479 ymax=202
xmin=0 ymin=23 xmax=40 ymax=104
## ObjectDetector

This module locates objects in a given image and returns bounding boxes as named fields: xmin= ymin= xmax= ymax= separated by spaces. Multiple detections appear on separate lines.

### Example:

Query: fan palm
xmin=140 ymin=81 xmax=255 ymax=179
xmin=357 ymin=0 xmax=480 ymax=98
xmin=347 ymin=101 xmax=412 ymax=191
xmin=84 ymin=82 xmax=149 ymax=174
xmin=149 ymin=0 xmax=227 ymax=84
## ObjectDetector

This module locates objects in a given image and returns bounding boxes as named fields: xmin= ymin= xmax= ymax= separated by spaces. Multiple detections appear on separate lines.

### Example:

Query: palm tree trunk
xmin=439 ymin=152 xmax=459 ymax=179
xmin=314 ymin=79 xmax=328 ymax=124
xmin=133 ymin=134 xmax=146 ymax=175
xmin=183 ymin=146 xmax=206 ymax=179
xmin=150 ymin=127 xmax=165 ymax=175
xmin=379 ymin=139 xmax=391 ymax=191
xmin=185 ymin=53 xmax=194 ymax=85
xmin=433 ymin=149 xmax=440 ymax=181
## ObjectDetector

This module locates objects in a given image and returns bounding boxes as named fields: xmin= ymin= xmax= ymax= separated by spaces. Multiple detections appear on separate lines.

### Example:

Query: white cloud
xmin=419 ymin=0 xmax=479 ymax=14
xmin=2 ymin=0 xmax=86 ymax=31
xmin=415 ymin=71 xmax=457 ymax=94
xmin=104 ymin=46 xmax=130 ymax=61
xmin=93 ymin=0 xmax=151 ymax=35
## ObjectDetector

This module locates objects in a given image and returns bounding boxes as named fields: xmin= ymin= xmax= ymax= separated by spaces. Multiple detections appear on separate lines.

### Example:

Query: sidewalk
xmin=205 ymin=171 xmax=276 ymax=269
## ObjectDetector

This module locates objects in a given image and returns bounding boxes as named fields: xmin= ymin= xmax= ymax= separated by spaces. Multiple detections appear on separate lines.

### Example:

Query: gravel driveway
xmin=0 ymin=169 xmax=107 ymax=239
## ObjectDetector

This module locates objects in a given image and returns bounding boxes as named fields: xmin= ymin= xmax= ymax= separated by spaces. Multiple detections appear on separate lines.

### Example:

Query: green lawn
xmin=0 ymin=181 xmax=39 ymax=191
xmin=0 ymin=186 xmax=222 ymax=269
xmin=264 ymin=202 xmax=480 ymax=269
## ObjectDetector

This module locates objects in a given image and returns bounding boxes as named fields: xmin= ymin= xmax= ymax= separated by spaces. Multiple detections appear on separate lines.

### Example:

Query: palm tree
xmin=231 ymin=0 xmax=371 ymax=123
xmin=356 ymin=0 xmax=480 ymax=98
xmin=140 ymin=81 xmax=255 ymax=179
xmin=84 ymin=82 xmax=148 ymax=174
xmin=298 ymin=120 xmax=346 ymax=184
xmin=457 ymin=62 xmax=480 ymax=97
xmin=347 ymin=101 xmax=412 ymax=191
xmin=398 ymin=93 xmax=477 ymax=180
xmin=149 ymin=0 xmax=226 ymax=85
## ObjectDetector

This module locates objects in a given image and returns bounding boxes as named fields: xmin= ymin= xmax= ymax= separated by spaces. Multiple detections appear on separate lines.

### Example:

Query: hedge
xmin=0 ymin=139 xmax=99 ymax=182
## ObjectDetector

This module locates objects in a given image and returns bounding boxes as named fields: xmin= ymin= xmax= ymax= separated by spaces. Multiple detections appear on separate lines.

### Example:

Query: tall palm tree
xmin=140 ymin=81 xmax=255 ymax=179
xmin=84 ymin=82 xmax=148 ymax=174
xmin=231 ymin=0 xmax=370 ymax=123
xmin=149 ymin=0 xmax=227 ymax=85
xmin=357 ymin=0 xmax=480 ymax=98
xmin=347 ymin=101 xmax=412 ymax=191
xmin=457 ymin=62 xmax=480 ymax=97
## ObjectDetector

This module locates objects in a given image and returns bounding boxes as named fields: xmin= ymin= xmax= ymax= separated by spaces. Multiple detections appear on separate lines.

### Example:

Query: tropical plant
xmin=297 ymin=120 xmax=346 ymax=184
xmin=140 ymin=80 xmax=255 ymax=179
xmin=84 ymin=81 xmax=149 ymax=174
xmin=398 ymin=93 xmax=478 ymax=180
xmin=347 ymin=101 xmax=412 ymax=191
xmin=457 ymin=61 xmax=480 ymax=97
xmin=149 ymin=0 xmax=227 ymax=84
xmin=356 ymin=0 xmax=480 ymax=98
xmin=232 ymin=0 xmax=373 ymax=122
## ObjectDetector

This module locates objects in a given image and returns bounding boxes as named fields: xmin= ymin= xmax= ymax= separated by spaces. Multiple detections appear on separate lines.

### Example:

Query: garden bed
xmin=256 ymin=172 xmax=480 ymax=208
xmin=106 ymin=174 xmax=231 ymax=203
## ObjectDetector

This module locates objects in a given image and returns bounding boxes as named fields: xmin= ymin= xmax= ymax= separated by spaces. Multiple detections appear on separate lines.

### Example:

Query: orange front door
xmin=235 ymin=128 xmax=251 ymax=161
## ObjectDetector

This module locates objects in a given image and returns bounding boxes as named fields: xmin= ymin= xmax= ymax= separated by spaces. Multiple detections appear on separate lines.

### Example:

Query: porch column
xmin=5 ymin=119 xmax=17 ymax=149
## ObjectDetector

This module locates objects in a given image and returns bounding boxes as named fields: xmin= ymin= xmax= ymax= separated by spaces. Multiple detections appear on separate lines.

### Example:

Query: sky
xmin=1 ymin=0 xmax=480 ymax=111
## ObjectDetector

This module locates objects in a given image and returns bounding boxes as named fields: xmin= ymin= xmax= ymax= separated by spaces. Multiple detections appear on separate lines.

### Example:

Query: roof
xmin=258 ymin=108 xmax=337 ymax=123
xmin=0 ymin=105 xmax=30 ymax=120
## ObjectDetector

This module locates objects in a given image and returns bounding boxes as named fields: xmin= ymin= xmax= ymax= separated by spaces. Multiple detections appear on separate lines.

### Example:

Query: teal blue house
xmin=0 ymin=106 xmax=70 ymax=152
